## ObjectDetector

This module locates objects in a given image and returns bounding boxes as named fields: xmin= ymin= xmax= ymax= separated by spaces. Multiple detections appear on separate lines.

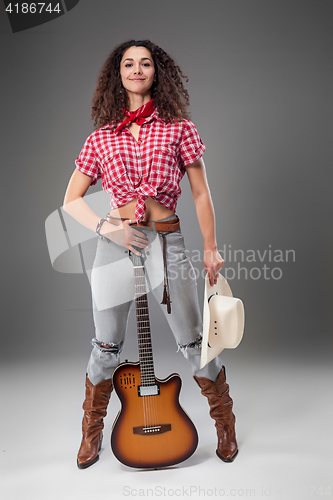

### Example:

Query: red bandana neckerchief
xmin=115 ymin=98 xmax=155 ymax=134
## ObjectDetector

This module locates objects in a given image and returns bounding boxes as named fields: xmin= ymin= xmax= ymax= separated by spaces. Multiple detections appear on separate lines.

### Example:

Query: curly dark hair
xmin=91 ymin=39 xmax=191 ymax=129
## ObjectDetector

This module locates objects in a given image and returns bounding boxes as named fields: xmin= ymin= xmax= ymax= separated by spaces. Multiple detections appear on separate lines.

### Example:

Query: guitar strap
xmin=160 ymin=232 xmax=171 ymax=314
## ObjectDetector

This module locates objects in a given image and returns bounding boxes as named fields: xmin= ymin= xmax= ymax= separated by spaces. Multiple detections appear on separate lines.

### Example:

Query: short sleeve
xmin=179 ymin=121 xmax=206 ymax=167
xmin=75 ymin=134 xmax=101 ymax=186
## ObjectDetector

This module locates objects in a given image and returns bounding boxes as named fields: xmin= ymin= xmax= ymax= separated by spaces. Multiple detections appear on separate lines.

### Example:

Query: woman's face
xmin=120 ymin=46 xmax=155 ymax=98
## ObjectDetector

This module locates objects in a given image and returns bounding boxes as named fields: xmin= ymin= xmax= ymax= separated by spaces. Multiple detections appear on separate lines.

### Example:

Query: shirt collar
xmin=145 ymin=109 xmax=163 ymax=124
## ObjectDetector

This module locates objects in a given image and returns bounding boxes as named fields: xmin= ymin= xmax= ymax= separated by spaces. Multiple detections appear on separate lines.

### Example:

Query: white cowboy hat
xmin=200 ymin=273 xmax=245 ymax=369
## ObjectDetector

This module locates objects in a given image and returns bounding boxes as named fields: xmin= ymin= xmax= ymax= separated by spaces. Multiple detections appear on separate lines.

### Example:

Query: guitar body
xmin=111 ymin=361 xmax=198 ymax=469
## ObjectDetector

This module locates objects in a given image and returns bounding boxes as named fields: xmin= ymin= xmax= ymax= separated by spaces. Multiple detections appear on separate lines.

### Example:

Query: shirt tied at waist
xmin=134 ymin=183 xmax=157 ymax=224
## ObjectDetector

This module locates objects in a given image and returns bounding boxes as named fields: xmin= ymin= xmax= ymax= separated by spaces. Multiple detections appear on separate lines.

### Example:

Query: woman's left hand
xmin=203 ymin=248 xmax=224 ymax=286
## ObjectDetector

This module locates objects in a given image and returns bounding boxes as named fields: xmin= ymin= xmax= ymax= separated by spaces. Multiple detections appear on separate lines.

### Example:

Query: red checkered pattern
xmin=75 ymin=110 xmax=206 ymax=223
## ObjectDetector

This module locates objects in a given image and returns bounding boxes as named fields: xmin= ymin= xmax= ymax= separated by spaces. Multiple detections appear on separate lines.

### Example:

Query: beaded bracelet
xmin=96 ymin=218 xmax=111 ymax=243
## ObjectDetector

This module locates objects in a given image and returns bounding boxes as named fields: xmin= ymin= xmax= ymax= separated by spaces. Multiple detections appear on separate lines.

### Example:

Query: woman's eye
xmin=125 ymin=63 xmax=132 ymax=67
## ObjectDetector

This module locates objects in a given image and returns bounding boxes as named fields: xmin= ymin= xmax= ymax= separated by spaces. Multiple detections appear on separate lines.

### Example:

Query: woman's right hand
xmin=100 ymin=219 xmax=150 ymax=256
xmin=63 ymin=170 xmax=149 ymax=256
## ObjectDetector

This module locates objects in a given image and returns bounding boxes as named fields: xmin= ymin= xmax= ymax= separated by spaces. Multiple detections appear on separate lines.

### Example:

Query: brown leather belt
xmin=132 ymin=216 xmax=180 ymax=232
xmin=107 ymin=214 xmax=180 ymax=233
xmin=106 ymin=214 xmax=179 ymax=314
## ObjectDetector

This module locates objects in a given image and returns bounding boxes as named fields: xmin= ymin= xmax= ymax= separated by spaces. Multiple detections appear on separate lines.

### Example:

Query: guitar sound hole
xmin=120 ymin=373 xmax=136 ymax=389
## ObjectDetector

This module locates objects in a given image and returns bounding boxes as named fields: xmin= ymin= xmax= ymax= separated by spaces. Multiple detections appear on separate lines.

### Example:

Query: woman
xmin=63 ymin=39 xmax=238 ymax=469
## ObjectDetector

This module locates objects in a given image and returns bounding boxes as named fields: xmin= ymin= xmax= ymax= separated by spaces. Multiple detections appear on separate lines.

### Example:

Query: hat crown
xmin=201 ymin=273 xmax=245 ymax=369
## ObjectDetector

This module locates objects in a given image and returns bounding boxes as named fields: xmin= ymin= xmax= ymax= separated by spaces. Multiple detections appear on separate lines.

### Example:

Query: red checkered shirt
xmin=75 ymin=110 xmax=206 ymax=223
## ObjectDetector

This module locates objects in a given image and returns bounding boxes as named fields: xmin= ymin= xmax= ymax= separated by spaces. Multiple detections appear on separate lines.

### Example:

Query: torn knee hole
xmin=100 ymin=342 xmax=112 ymax=349
xmin=177 ymin=336 xmax=202 ymax=353
xmin=91 ymin=337 xmax=123 ymax=354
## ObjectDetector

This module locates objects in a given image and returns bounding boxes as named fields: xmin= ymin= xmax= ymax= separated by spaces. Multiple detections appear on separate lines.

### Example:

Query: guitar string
xmin=136 ymin=270 xmax=150 ymax=428
xmin=136 ymin=267 xmax=159 ymax=429
xmin=136 ymin=271 xmax=149 ymax=429
xmin=139 ymin=272 xmax=158 ymax=429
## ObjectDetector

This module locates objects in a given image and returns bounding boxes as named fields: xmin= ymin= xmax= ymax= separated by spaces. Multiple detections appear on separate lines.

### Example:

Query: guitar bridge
xmin=137 ymin=384 xmax=160 ymax=397
xmin=133 ymin=424 xmax=171 ymax=435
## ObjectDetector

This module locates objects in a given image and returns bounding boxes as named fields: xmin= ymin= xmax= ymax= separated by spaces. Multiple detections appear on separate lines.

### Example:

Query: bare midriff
xmin=108 ymin=197 xmax=175 ymax=222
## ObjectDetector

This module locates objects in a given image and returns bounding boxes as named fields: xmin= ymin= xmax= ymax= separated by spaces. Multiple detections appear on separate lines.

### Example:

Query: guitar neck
xmin=134 ymin=264 xmax=156 ymax=386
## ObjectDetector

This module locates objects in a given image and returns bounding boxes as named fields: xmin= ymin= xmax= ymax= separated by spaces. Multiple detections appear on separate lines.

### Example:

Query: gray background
xmin=1 ymin=1 xmax=332 ymax=499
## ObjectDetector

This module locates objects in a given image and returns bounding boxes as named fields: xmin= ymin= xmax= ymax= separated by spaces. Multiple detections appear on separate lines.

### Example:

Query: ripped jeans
xmin=86 ymin=215 xmax=223 ymax=385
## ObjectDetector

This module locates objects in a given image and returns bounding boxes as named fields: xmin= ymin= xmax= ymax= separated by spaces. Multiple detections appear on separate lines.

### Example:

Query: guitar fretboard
xmin=134 ymin=265 xmax=155 ymax=386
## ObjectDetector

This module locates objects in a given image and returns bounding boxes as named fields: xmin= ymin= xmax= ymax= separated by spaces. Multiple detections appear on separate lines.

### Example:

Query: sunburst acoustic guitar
xmin=110 ymin=242 xmax=198 ymax=469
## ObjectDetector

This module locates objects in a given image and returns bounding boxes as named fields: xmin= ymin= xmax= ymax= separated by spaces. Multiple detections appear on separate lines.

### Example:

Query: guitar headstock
xmin=129 ymin=246 xmax=147 ymax=267
xmin=128 ymin=227 xmax=148 ymax=267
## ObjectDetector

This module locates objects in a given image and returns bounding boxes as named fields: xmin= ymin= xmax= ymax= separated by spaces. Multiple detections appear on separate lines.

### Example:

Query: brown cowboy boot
xmin=77 ymin=374 xmax=113 ymax=469
xmin=194 ymin=366 xmax=238 ymax=462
